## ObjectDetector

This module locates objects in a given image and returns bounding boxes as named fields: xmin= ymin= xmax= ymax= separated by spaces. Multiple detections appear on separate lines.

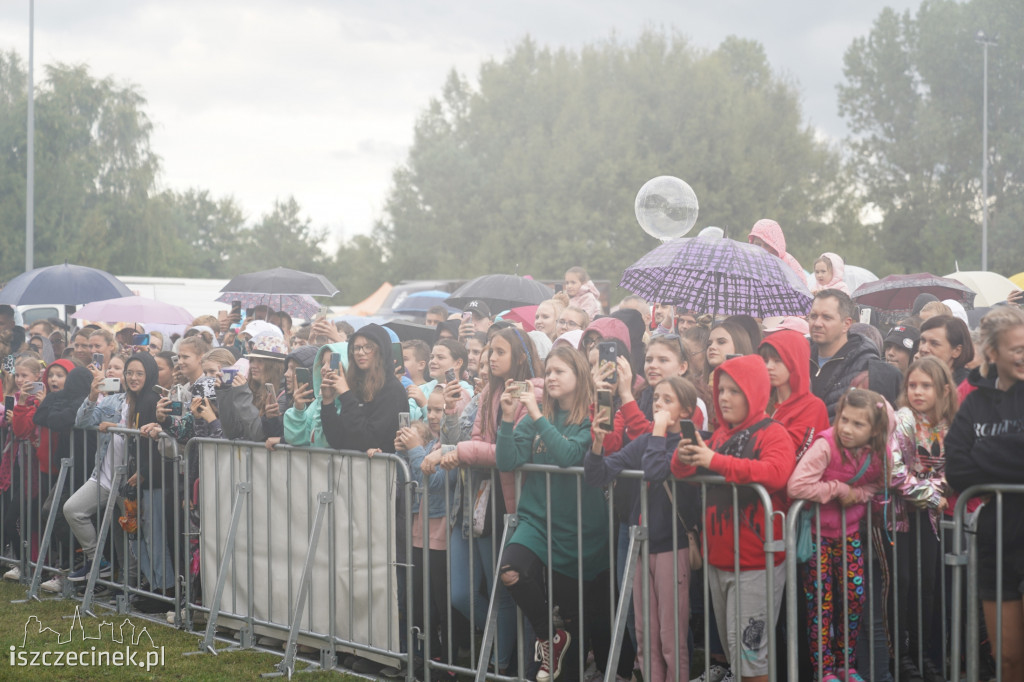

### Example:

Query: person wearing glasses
xmin=319 ymin=323 xmax=407 ymax=453
xmin=555 ymin=306 xmax=590 ymax=335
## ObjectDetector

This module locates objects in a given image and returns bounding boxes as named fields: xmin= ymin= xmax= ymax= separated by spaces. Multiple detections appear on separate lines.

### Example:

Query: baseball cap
xmin=464 ymin=300 xmax=491 ymax=319
xmin=762 ymin=316 xmax=810 ymax=336
xmin=884 ymin=325 xmax=920 ymax=352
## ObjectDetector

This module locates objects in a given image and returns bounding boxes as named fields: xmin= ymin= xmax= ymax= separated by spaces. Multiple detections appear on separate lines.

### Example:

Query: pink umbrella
xmin=71 ymin=295 xmax=194 ymax=326
xmin=503 ymin=305 xmax=538 ymax=332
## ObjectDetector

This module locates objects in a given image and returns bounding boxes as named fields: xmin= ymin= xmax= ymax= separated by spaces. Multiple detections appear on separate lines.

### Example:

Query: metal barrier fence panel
xmin=192 ymin=438 xmax=407 ymax=671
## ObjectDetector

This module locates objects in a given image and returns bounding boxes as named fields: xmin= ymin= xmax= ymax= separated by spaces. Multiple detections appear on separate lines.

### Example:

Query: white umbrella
xmin=944 ymin=271 xmax=1021 ymax=308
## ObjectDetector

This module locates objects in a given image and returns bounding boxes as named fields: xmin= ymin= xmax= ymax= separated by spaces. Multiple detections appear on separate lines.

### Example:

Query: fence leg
xmin=18 ymin=457 xmax=72 ymax=602
xmin=264 ymin=491 xmax=333 ymax=680
xmin=187 ymin=481 xmax=252 ymax=655
xmin=80 ymin=467 xmax=126 ymax=617
xmin=472 ymin=513 xmax=518 ymax=682
xmin=603 ymin=524 xmax=646 ymax=682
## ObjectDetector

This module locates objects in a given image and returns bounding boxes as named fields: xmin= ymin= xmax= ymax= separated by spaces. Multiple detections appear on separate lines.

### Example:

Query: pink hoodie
xmin=570 ymin=280 xmax=602 ymax=319
xmin=811 ymin=252 xmax=850 ymax=294
xmin=748 ymin=219 xmax=805 ymax=282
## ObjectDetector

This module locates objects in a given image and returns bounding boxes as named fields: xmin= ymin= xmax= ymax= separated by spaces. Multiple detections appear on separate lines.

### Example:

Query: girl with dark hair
xmin=320 ymin=323 xmax=407 ymax=452
xmin=918 ymin=314 xmax=974 ymax=385
xmin=706 ymin=321 xmax=754 ymax=372
xmin=424 ymin=327 xmax=542 ymax=675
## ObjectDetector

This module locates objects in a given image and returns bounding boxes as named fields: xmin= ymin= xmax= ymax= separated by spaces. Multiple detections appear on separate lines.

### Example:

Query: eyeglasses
xmin=556 ymin=318 xmax=581 ymax=330
xmin=352 ymin=344 xmax=376 ymax=355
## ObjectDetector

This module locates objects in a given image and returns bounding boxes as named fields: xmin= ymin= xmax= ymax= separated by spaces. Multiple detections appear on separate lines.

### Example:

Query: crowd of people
xmin=0 ymin=220 xmax=1022 ymax=682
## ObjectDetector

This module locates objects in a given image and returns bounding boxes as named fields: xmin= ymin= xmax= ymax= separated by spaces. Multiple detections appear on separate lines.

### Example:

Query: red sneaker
xmin=535 ymin=628 xmax=571 ymax=682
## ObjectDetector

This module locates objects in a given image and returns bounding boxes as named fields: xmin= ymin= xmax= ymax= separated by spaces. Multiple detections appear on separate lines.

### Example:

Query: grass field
xmin=0 ymin=581 xmax=358 ymax=680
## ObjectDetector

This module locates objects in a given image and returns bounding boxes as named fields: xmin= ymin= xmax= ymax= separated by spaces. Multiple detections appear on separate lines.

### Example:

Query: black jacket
xmin=33 ymin=367 xmax=97 ymax=478
xmin=946 ymin=367 xmax=1024 ymax=553
xmin=810 ymin=332 xmax=879 ymax=420
xmin=320 ymin=324 xmax=407 ymax=453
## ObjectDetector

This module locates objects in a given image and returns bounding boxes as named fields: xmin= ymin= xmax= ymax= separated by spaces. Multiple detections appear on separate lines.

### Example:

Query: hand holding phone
xmin=595 ymin=389 xmax=614 ymax=432
xmin=679 ymin=419 xmax=697 ymax=443
xmin=598 ymin=342 xmax=618 ymax=385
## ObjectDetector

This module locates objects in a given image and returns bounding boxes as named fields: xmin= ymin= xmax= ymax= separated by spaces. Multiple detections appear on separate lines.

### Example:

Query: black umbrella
xmin=384 ymin=320 xmax=439 ymax=344
xmin=219 ymin=267 xmax=339 ymax=297
xmin=445 ymin=274 xmax=553 ymax=313
xmin=0 ymin=263 xmax=133 ymax=305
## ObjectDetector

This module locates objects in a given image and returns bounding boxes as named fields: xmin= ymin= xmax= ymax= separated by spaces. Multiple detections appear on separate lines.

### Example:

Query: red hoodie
xmin=759 ymin=330 xmax=830 ymax=459
xmin=671 ymin=355 xmax=795 ymax=569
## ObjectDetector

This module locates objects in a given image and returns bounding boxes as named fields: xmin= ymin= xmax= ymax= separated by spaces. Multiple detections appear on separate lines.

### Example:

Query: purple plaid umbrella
xmin=620 ymin=236 xmax=813 ymax=317
xmin=215 ymin=292 xmax=321 ymax=319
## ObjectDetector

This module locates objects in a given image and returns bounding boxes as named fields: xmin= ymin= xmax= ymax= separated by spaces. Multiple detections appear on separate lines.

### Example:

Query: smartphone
xmin=170 ymin=354 xmax=179 ymax=366
xmin=316 ymin=305 xmax=330 ymax=321
xmin=330 ymin=353 xmax=341 ymax=371
xmin=596 ymin=389 xmax=614 ymax=431
xmin=230 ymin=300 xmax=242 ymax=317
xmin=28 ymin=382 xmax=45 ymax=395
xmin=132 ymin=333 xmax=150 ymax=346
xmin=554 ymin=283 xmax=563 ymax=294
xmin=4 ymin=396 xmax=14 ymax=413
xmin=220 ymin=368 xmax=238 ymax=385
xmin=92 ymin=352 xmax=105 ymax=369
xmin=295 ymin=367 xmax=312 ymax=390
xmin=725 ymin=354 xmax=742 ymax=361
xmin=265 ymin=382 xmax=276 ymax=399
xmin=99 ymin=377 xmax=121 ymax=393
xmin=445 ymin=368 xmax=457 ymax=384
xmin=508 ymin=380 xmax=530 ymax=398
xmin=597 ymin=341 xmax=618 ymax=385
xmin=169 ymin=400 xmax=184 ymax=417
xmin=680 ymin=419 xmax=697 ymax=443
xmin=398 ymin=412 xmax=411 ymax=430
xmin=246 ymin=307 xmax=255 ymax=319
xmin=461 ymin=311 xmax=473 ymax=324
xmin=152 ymin=385 xmax=169 ymax=397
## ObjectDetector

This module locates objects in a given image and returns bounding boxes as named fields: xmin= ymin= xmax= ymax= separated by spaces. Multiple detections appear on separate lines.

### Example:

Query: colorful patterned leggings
xmin=802 ymin=530 xmax=866 ymax=674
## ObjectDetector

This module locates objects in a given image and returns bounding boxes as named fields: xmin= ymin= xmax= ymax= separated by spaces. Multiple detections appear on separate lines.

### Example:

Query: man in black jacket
xmin=808 ymin=289 xmax=881 ymax=419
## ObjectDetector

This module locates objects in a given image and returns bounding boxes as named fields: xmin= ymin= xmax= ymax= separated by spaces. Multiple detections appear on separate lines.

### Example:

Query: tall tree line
xmin=1 ymin=0 xmax=1020 ymax=306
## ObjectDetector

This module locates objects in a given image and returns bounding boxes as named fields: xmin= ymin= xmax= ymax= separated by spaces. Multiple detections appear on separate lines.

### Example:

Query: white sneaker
xmin=3 ymin=566 xmax=20 ymax=580
xmin=690 ymin=664 xmax=734 ymax=682
xmin=40 ymin=575 xmax=63 ymax=593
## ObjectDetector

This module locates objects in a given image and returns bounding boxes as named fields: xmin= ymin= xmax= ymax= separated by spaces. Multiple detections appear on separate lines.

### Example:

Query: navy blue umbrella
xmin=393 ymin=290 xmax=459 ymax=316
xmin=0 ymin=263 xmax=134 ymax=305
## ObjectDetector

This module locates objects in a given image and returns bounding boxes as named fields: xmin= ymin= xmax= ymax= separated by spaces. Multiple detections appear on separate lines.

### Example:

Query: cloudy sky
xmin=0 ymin=0 xmax=918 ymax=250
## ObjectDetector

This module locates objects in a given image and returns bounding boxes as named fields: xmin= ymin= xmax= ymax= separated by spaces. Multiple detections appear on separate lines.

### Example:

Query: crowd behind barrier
xmin=1 ymin=258 xmax=1023 ymax=682
xmin=0 ymin=425 xmax=1017 ymax=681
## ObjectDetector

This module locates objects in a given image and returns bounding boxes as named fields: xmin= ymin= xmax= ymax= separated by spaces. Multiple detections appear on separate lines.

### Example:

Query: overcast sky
xmin=0 ymin=0 xmax=919 ymax=250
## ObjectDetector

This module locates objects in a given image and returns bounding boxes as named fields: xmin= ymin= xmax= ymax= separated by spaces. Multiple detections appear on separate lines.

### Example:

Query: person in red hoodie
xmin=759 ymin=330 xmax=830 ymax=459
xmin=673 ymin=355 xmax=795 ymax=682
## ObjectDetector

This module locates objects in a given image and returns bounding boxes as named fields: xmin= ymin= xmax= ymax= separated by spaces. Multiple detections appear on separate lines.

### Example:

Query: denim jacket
xmin=75 ymin=393 xmax=126 ymax=479
xmin=403 ymin=437 xmax=458 ymax=522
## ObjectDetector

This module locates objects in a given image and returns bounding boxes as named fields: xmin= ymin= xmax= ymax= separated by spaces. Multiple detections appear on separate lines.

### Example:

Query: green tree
xmin=228 ymin=197 xmax=328 ymax=277
xmin=839 ymin=0 xmax=1024 ymax=275
xmin=326 ymin=234 xmax=387 ymax=303
xmin=375 ymin=31 xmax=848 ymax=290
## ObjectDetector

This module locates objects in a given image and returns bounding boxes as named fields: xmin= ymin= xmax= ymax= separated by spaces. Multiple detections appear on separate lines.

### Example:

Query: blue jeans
xmin=449 ymin=526 xmax=519 ymax=671
xmin=134 ymin=488 xmax=174 ymax=590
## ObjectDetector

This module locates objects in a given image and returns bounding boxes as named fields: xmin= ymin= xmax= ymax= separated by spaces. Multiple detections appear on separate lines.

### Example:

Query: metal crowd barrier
xmin=184 ymin=438 xmax=414 ymax=680
xmin=949 ymin=484 xmax=1024 ymax=682
xmin=5 ymin=420 xmax=1008 ymax=682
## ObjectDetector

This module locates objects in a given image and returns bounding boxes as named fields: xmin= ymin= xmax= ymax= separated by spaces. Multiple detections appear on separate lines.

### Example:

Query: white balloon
xmin=634 ymin=176 xmax=699 ymax=241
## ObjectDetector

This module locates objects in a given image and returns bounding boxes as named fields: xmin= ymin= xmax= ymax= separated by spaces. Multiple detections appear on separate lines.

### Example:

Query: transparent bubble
xmin=698 ymin=226 xmax=724 ymax=240
xmin=634 ymin=176 xmax=699 ymax=241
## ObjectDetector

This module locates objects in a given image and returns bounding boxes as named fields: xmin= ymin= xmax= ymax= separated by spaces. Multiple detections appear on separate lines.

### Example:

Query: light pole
xmin=976 ymin=30 xmax=996 ymax=272
xmin=26 ymin=0 xmax=34 ymax=272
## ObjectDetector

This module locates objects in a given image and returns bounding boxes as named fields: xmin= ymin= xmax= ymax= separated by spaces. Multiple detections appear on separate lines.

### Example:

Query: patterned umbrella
xmin=215 ymin=292 xmax=321 ymax=319
xmin=619 ymin=236 xmax=813 ymax=317
xmin=851 ymin=274 xmax=975 ymax=311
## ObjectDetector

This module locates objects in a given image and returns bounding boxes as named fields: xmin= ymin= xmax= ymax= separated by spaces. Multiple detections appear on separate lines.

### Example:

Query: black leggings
xmin=500 ymin=543 xmax=628 ymax=679
xmin=412 ymin=545 xmax=470 ymax=663
xmin=893 ymin=512 xmax=942 ymax=664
